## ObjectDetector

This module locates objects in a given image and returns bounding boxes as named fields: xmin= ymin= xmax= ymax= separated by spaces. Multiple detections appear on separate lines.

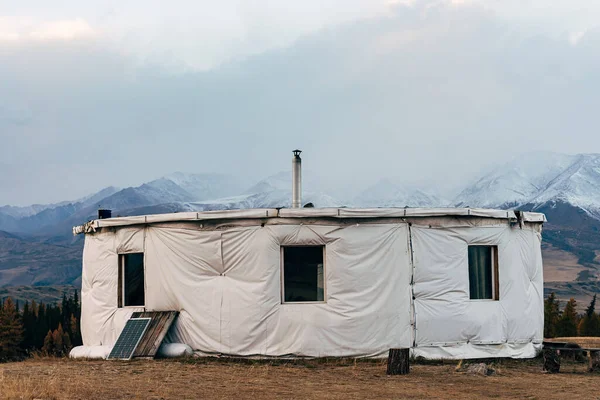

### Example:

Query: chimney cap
xmin=293 ymin=149 xmax=302 ymax=157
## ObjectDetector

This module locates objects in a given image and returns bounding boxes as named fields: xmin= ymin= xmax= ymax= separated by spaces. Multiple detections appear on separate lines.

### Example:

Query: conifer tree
xmin=580 ymin=294 xmax=600 ymax=336
xmin=556 ymin=298 xmax=579 ymax=337
xmin=42 ymin=330 xmax=54 ymax=356
xmin=73 ymin=290 xmax=79 ymax=313
xmin=52 ymin=324 xmax=65 ymax=356
xmin=70 ymin=314 xmax=82 ymax=346
xmin=585 ymin=294 xmax=596 ymax=318
xmin=29 ymin=300 xmax=38 ymax=349
xmin=0 ymin=297 xmax=24 ymax=360
xmin=22 ymin=301 xmax=33 ymax=349
xmin=62 ymin=329 xmax=72 ymax=354
xmin=544 ymin=292 xmax=560 ymax=338
xmin=61 ymin=292 xmax=70 ymax=338
xmin=36 ymin=302 xmax=48 ymax=349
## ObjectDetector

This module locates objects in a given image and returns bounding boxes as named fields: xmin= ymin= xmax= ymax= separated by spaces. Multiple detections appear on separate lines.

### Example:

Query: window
xmin=468 ymin=245 xmax=499 ymax=300
xmin=118 ymin=253 xmax=145 ymax=307
xmin=282 ymin=246 xmax=325 ymax=303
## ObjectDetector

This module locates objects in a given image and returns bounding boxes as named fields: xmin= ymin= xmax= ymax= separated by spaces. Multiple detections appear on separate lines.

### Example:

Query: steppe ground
xmin=0 ymin=357 xmax=598 ymax=400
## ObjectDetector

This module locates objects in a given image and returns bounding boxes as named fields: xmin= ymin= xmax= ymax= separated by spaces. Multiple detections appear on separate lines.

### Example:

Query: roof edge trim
xmin=72 ymin=207 xmax=546 ymax=235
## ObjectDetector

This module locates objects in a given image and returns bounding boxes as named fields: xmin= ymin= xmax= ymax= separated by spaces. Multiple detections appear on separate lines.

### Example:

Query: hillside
xmin=0 ymin=231 xmax=82 ymax=286
xmin=0 ymin=284 xmax=77 ymax=304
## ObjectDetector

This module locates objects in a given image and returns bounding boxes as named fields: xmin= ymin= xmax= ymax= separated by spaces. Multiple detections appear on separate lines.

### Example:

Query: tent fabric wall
xmin=81 ymin=223 xmax=413 ymax=357
xmin=410 ymin=225 xmax=543 ymax=358
xmin=79 ymin=214 xmax=544 ymax=359
xmin=80 ymin=227 xmax=145 ymax=347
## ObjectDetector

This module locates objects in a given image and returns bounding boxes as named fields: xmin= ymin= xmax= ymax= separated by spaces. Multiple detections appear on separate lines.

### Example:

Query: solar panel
xmin=108 ymin=318 xmax=151 ymax=360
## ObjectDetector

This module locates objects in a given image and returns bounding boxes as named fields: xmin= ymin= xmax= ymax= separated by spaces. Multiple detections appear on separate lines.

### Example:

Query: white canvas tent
xmin=73 ymin=207 xmax=545 ymax=359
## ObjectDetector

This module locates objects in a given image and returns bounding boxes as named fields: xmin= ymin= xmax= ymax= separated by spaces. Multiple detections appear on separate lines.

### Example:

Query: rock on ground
xmin=465 ymin=363 xmax=496 ymax=376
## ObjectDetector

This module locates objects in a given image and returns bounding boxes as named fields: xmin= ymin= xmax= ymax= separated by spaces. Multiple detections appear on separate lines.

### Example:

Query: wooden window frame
xmin=280 ymin=245 xmax=327 ymax=304
xmin=118 ymin=253 xmax=146 ymax=308
xmin=468 ymin=245 xmax=500 ymax=301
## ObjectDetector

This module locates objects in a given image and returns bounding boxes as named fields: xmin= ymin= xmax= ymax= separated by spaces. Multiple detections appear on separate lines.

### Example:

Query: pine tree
xmin=29 ymin=300 xmax=38 ymax=349
xmin=0 ymin=297 xmax=24 ymax=360
xmin=21 ymin=301 xmax=34 ymax=350
xmin=68 ymin=290 xmax=82 ymax=346
xmin=42 ymin=330 xmax=54 ymax=356
xmin=580 ymin=294 xmax=600 ymax=336
xmin=544 ymin=292 xmax=560 ymax=338
xmin=62 ymin=330 xmax=72 ymax=355
xmin=70 ymin=314 xmax=82 ymax=346
xmin=556 ymin=298 xmax=579 ymax=337
xmin=585 ymin=294 xmax=596 ymax=318
xmin=36 ymin=303 xmax=48 ymax=349
xmin=61 ymin=292 xmax=71 ymax=338
xmin=52 ymin=324 xmax=65 ymax=356
xmin=73 ymin=290 xmax=79 ymax=315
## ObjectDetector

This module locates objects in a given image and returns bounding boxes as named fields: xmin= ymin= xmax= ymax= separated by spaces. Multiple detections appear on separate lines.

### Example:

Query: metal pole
xmin=292 ymin=150 xmax=302 ymax=208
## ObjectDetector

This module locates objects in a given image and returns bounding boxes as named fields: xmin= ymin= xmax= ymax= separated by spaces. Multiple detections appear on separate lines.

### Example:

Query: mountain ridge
xmin=5 ymin=152 xmax=600 ymax=237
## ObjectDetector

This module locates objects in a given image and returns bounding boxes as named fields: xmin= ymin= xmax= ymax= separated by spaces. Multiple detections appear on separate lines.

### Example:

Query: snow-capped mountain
xmin=354 ymin=178 xmax=447 ymax=208
xmin=454 ymin=152 xmax=578 ymax=209
xmin=528 ymin=154 xmax=600 ymax=217
xmin=0 ymin=187 xmax=120 ymax=219
xmin=162 ymin=172 xmax=244 ymax=200
xmin=0 ymin=203 xmax=61 ymax=219
xmin=77 ymin=186 xmax=121 ymax=208
xmin=6 ymin=151 xmax=600 ymax=238
xmin=97 ymin=178 xmax=196 ymax=211
xmin=245 ymin=171 xmax=292 ymax=194
xmin=238 ymin=170 xmax=347 ymax=208
xmin=244 ymin=170 xmax=336 ymax=196
xmin=189 ymin=191 xmax=343 ymax=211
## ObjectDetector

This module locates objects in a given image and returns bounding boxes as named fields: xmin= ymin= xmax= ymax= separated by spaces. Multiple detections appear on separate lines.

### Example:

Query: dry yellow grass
xmin=0 ymin=357 xmax=598 ymax=400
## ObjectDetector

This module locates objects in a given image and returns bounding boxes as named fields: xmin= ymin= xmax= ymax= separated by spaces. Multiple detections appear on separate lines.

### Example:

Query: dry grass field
xmin=0 ymin=357 xmax=598 ymax=400
xmin=545 ymin=337 xmax=600 ymax=349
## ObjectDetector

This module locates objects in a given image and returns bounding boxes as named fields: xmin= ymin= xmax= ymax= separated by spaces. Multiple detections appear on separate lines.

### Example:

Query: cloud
xmin=0 ymin=17 xmax=96 ymax=43
xmin=569 ymin=30 xmax=586 ymax=46
xmin=29 ymin=18 xmax=95 ymax=41
xmin=0 ymin=104 xmax=32 ymax=126
xmin=1 ymin=0 xmax=599 ymax=205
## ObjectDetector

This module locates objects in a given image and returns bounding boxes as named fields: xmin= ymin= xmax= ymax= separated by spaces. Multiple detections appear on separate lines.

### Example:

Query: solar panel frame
xmin=107 ymin=317 xmax=151 ymax=360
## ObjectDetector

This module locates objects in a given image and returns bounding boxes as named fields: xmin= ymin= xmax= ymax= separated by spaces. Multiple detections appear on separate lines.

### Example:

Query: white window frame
xmin=467 ymin=244 xmax=499 ymax=302
xmin=280 ymin=245 xmax=327 ymax=304
xmin=119 ymin=253 xmax=146 ymax=308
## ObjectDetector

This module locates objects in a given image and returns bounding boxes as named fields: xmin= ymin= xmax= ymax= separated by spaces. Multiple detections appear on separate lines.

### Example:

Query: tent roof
xmin=73 ymin=207 xmax=546 ymax=235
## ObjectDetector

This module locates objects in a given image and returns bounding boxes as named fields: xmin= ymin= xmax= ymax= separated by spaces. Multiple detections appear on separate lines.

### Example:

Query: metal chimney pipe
xmin=292 ymin=149 xmax=302 ymax=208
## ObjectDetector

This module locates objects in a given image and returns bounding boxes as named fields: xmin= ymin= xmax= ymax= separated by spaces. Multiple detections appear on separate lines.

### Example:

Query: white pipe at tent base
xmin=69 ymin=343 xmax=194 ymax=359
xmin=292 ymin=149 xmax=302 ymax=208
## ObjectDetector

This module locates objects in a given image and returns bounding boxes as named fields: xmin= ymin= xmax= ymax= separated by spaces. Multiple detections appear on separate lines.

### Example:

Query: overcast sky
xmin=1 ymin=0 xmax=600 ymax=205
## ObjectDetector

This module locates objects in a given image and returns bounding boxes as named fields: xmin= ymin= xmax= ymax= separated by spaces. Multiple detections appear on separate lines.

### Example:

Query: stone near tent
xmin=543 ymin=348 xmax=560 ymax=373
xmin=465 ymin=363 xmax=495 ymax=376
